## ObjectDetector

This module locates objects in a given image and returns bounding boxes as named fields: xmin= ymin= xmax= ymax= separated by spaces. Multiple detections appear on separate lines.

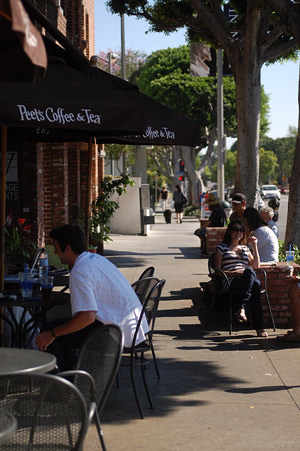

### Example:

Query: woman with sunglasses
xmin=215 ymin=220 xmax=267 ymax=337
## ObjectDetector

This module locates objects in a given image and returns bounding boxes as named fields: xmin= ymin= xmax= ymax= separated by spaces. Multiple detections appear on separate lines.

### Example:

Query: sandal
xmin=237 ymin=309 xmax=247 ymax=322
xmin=256 ymin=329 xmax=268 ymax=337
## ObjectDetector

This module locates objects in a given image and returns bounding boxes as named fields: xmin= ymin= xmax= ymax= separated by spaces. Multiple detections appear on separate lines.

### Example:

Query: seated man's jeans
xmin=42 ymin=319 xmax=100 ymax=371
xmin=229 ymin=267 xmax=264 ymax=331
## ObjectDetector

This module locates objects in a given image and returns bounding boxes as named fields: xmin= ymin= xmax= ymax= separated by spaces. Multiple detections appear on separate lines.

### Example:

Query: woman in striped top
xmin=215 ymin=220 xmax=267 ymax=337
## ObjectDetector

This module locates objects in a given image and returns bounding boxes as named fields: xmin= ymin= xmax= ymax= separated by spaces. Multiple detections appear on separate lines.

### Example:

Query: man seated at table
xmin=36 ymin=224 xmax=149 ymax=370
xmin=277 ymin=275 xmax=300 ymax=342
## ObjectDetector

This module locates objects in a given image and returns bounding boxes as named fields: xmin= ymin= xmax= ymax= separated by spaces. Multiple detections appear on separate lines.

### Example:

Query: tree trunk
xmin=285 ymin=73 xmax=300 ymax=249
xmin=234 ymin=67 xmax=261 ymax=206
xmin=180 ymin=146 xmax=205 ymax=206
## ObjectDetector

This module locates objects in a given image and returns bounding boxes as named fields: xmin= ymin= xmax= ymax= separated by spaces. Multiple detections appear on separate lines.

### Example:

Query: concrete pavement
xmin=84 ymin=213 xmax=300 ymax=451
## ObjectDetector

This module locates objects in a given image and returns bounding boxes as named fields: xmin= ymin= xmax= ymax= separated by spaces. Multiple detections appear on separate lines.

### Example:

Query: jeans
xmin=230 ymin=267 xmax=264 ymax=330
xmin=44 ymin=320 xmax=101 ymax=371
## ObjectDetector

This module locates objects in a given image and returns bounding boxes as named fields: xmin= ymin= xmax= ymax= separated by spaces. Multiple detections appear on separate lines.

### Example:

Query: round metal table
xmin=0 ymin=348 xmax=56 ymax=375
xmin=0 ymin=410 xmax=17 ymax=444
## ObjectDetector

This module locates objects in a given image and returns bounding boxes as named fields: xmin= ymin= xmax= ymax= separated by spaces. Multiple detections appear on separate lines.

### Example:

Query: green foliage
xmin=259 ymin=134 xmax=296 ymax=184
xmin=137 ymin=45 xmax=238 ymax=140
xmin=104 ymin=143 xmax=137 ymax=170
xmin=89 ymin=175 xmax=134 ymax=244
xmin=5 ymin=219 xmax=36 ymax=259
xmin=259 ymin=148 xmax=278 ymax=184
xmin=278 ymin=240 xmax=300 ymax=265
xmin=137 ymin=45 xmax=270 ymax=145
xmin=183 ymin=204 xmax=200 ymax=216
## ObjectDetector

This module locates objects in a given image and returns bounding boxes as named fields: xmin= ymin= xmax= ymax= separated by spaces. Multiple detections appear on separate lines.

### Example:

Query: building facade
xmin=6 ymin=0 xmax=106 ymax=251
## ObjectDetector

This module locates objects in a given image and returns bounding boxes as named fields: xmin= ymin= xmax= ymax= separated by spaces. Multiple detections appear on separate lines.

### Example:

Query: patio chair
xmin=131 ymin=277 xmax=163 ymax=379
xmin=123 ymin=278 xmax=166 ymax=419
xmin=0 ymin=372 xmax=90 ymax=450
xmin=204 ymin=253 xmax=276 ymax=334
xmin=137 ymin=266 xmax=155 ymax=281
xmin=59 ymin=323 xmax=124 ymax=451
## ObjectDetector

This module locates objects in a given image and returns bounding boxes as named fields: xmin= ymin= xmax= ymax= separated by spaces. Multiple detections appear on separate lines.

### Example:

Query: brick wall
xmin=61 ymin=0 xmax=95 ymax=57
xmin=206 ymin=227 xmax=227 ymax=255
xmin=256 ymin=263 xmax=300 ymax=326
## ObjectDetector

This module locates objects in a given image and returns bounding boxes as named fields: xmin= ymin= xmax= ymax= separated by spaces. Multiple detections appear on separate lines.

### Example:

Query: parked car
xmin=260 ymin=184 xmax=281 ymax=200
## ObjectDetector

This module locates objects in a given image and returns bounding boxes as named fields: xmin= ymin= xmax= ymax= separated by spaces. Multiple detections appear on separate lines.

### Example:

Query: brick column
xmin=38 ymin=143 xmax=69 ymax=245
xmin=68 ymin=144 xmax=81 ymax=223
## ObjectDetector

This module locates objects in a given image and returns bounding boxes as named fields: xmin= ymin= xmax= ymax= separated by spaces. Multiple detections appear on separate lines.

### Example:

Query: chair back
xmin=73 ymin=323 xmax=124 ymax=413
xmin=132 ymin=276 xmax=161 ymax=304
xmin=0 ymin=373 xmax=88 ymax=450
xmin=137 ymin=266 xmax=155 ymax=281
xmin=207 ymin=253 xmax=230 ymax=292
xmin=133 ymin=279 xmax=166 ymax=347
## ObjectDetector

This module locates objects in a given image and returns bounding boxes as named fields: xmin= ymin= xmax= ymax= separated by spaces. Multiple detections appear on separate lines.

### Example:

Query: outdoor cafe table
xmin=0 ymin=292 xmax=70 ymax=348
xmin=4 ymin=269 xmax=70 ymax=292
xmin=0 ymin=348 xmax=56 ymax=375
xmin=0 ymin=410 xmax=17 ymax=444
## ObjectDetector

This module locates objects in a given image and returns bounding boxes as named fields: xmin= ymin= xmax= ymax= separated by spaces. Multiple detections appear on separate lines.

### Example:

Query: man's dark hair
xmin=50 ymin=224 xmax=87 ymax=254
xmin=243 ymin=207 xmax=267 ymax=231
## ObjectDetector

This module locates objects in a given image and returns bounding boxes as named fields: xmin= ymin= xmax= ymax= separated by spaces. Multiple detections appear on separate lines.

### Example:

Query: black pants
xmin=230 ymin=267 xmax=264 ymax=330
xmin=44 ymin=319 xmax=100 ymax=371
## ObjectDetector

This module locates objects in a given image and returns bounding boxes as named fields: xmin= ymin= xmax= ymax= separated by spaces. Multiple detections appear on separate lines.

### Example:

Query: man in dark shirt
xmin=195 ymin=193 xmax=227 ymax=254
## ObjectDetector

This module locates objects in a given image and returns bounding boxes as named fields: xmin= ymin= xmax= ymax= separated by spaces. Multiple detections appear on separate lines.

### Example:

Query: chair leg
xmin=94 ymin=410 xmax=107 ymax=451
xmin=150 ymin=339 xmax=160 ymax=379
xmin=264 ymin=291 xmax=276 ymax=332
xmin=203 ymin=292 xmax=217 ymax=330
xmin=130 ymin=354 xmax=146 ymax=419
xmin=229 ymin=294 xmax=233 ymax=335
xmin=140 ymin=352 xmax=154 ymax=410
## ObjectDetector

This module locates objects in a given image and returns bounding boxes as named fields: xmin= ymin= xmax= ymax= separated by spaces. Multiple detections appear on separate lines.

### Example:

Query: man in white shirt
xmin=36 ymin=224 xmax=149 ymax=370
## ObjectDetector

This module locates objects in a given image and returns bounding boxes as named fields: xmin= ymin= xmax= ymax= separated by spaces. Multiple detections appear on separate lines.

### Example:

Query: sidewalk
xmin=84 ymin=213 xmax=300 ymax=451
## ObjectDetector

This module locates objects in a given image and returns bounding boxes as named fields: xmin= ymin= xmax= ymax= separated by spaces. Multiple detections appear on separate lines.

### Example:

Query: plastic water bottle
xmin=38 ymin=248 xmax=48 ymax=278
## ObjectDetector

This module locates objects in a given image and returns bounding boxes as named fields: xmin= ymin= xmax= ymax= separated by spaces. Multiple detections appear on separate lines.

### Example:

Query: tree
xmin=136 ymin=45 xmax=269 ymax=203
xmin=96 ymin=48 xmax=147 ymax=82
xmin=259 ymin=133 xmax=295 ymax=184
xmin=107 ymin=0 xmax=299 ymax=205
xmin=96 ymin=48 xmax=147 ymax=172
xmin=258 ymin=148 xmax=278 ymax=184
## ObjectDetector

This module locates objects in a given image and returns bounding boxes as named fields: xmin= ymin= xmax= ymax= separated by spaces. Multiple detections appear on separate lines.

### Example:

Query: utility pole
xmin=217 ymin=49 xmax=225 ymax=201
xmin=121 ymin=13 xmax=126 ymax=173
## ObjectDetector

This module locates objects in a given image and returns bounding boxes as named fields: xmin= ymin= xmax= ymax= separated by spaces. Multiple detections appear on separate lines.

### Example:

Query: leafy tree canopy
xmin=137 ymin=45 xmax=269 ymax=142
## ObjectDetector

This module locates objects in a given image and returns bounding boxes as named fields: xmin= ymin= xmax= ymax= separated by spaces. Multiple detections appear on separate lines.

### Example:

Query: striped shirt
xmin=216 ymin=242 xmax=251 ymax=284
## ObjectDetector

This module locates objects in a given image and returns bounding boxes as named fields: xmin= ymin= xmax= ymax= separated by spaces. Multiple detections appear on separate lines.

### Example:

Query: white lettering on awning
xmin=17 ymin=105 xmax=101 ymax=126
xmin=143 ymin=126 xmax=175 ymax=140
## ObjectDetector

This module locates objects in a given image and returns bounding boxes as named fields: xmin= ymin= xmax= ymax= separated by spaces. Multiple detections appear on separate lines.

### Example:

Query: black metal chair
xmin=132 ymin=276 xmax=160 ymax=305
xmin=204 ymin=254 xmax=276 ymax=334
xmin=0 ymin=372 xmax=90 ymax=450
xmin=59 ymin=323 xmax=124 ymax=451
xmin=137 ymin=266 xmax=155 ymax=281
xmin=124 ymin=278 xmax=166 ymax=419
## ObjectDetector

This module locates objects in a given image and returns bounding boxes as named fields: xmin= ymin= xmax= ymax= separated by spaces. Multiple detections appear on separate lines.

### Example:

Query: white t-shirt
xmin=69 ymin=252 xmax=149 ymax=347
xmin=253 ymin=226 xmax=279 ymax=262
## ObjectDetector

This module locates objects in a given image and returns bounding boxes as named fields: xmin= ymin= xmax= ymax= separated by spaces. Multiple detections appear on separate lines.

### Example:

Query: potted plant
xmin=88 ymin=175 xmax=134 ymax=253
xmin=4 ymin=216 xmax=37 ymax=273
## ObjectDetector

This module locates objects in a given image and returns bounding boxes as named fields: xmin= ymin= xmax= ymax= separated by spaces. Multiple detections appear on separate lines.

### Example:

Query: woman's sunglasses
xmin=231 ymin=227 xmax=245 ymax=232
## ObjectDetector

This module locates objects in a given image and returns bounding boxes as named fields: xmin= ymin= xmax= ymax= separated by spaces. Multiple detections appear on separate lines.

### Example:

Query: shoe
xmin=180 ymin=219 xmax=182 ymax=224
xmin=276 ymin=333 xmax=300 ymax=342
xmin=256 ymin=329 xmax=268 ymax=337
xmin=237 ymin=309 xmax=247 ymax=322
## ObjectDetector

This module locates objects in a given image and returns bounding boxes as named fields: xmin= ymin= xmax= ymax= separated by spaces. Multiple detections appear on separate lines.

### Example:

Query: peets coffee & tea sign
xmin=17 ymin=104 xmax=102 ymax=125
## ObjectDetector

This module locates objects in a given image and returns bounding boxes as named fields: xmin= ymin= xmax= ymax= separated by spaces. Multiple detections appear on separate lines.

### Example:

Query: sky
xmin=95 ymin=3 xmax=299 ymax=141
